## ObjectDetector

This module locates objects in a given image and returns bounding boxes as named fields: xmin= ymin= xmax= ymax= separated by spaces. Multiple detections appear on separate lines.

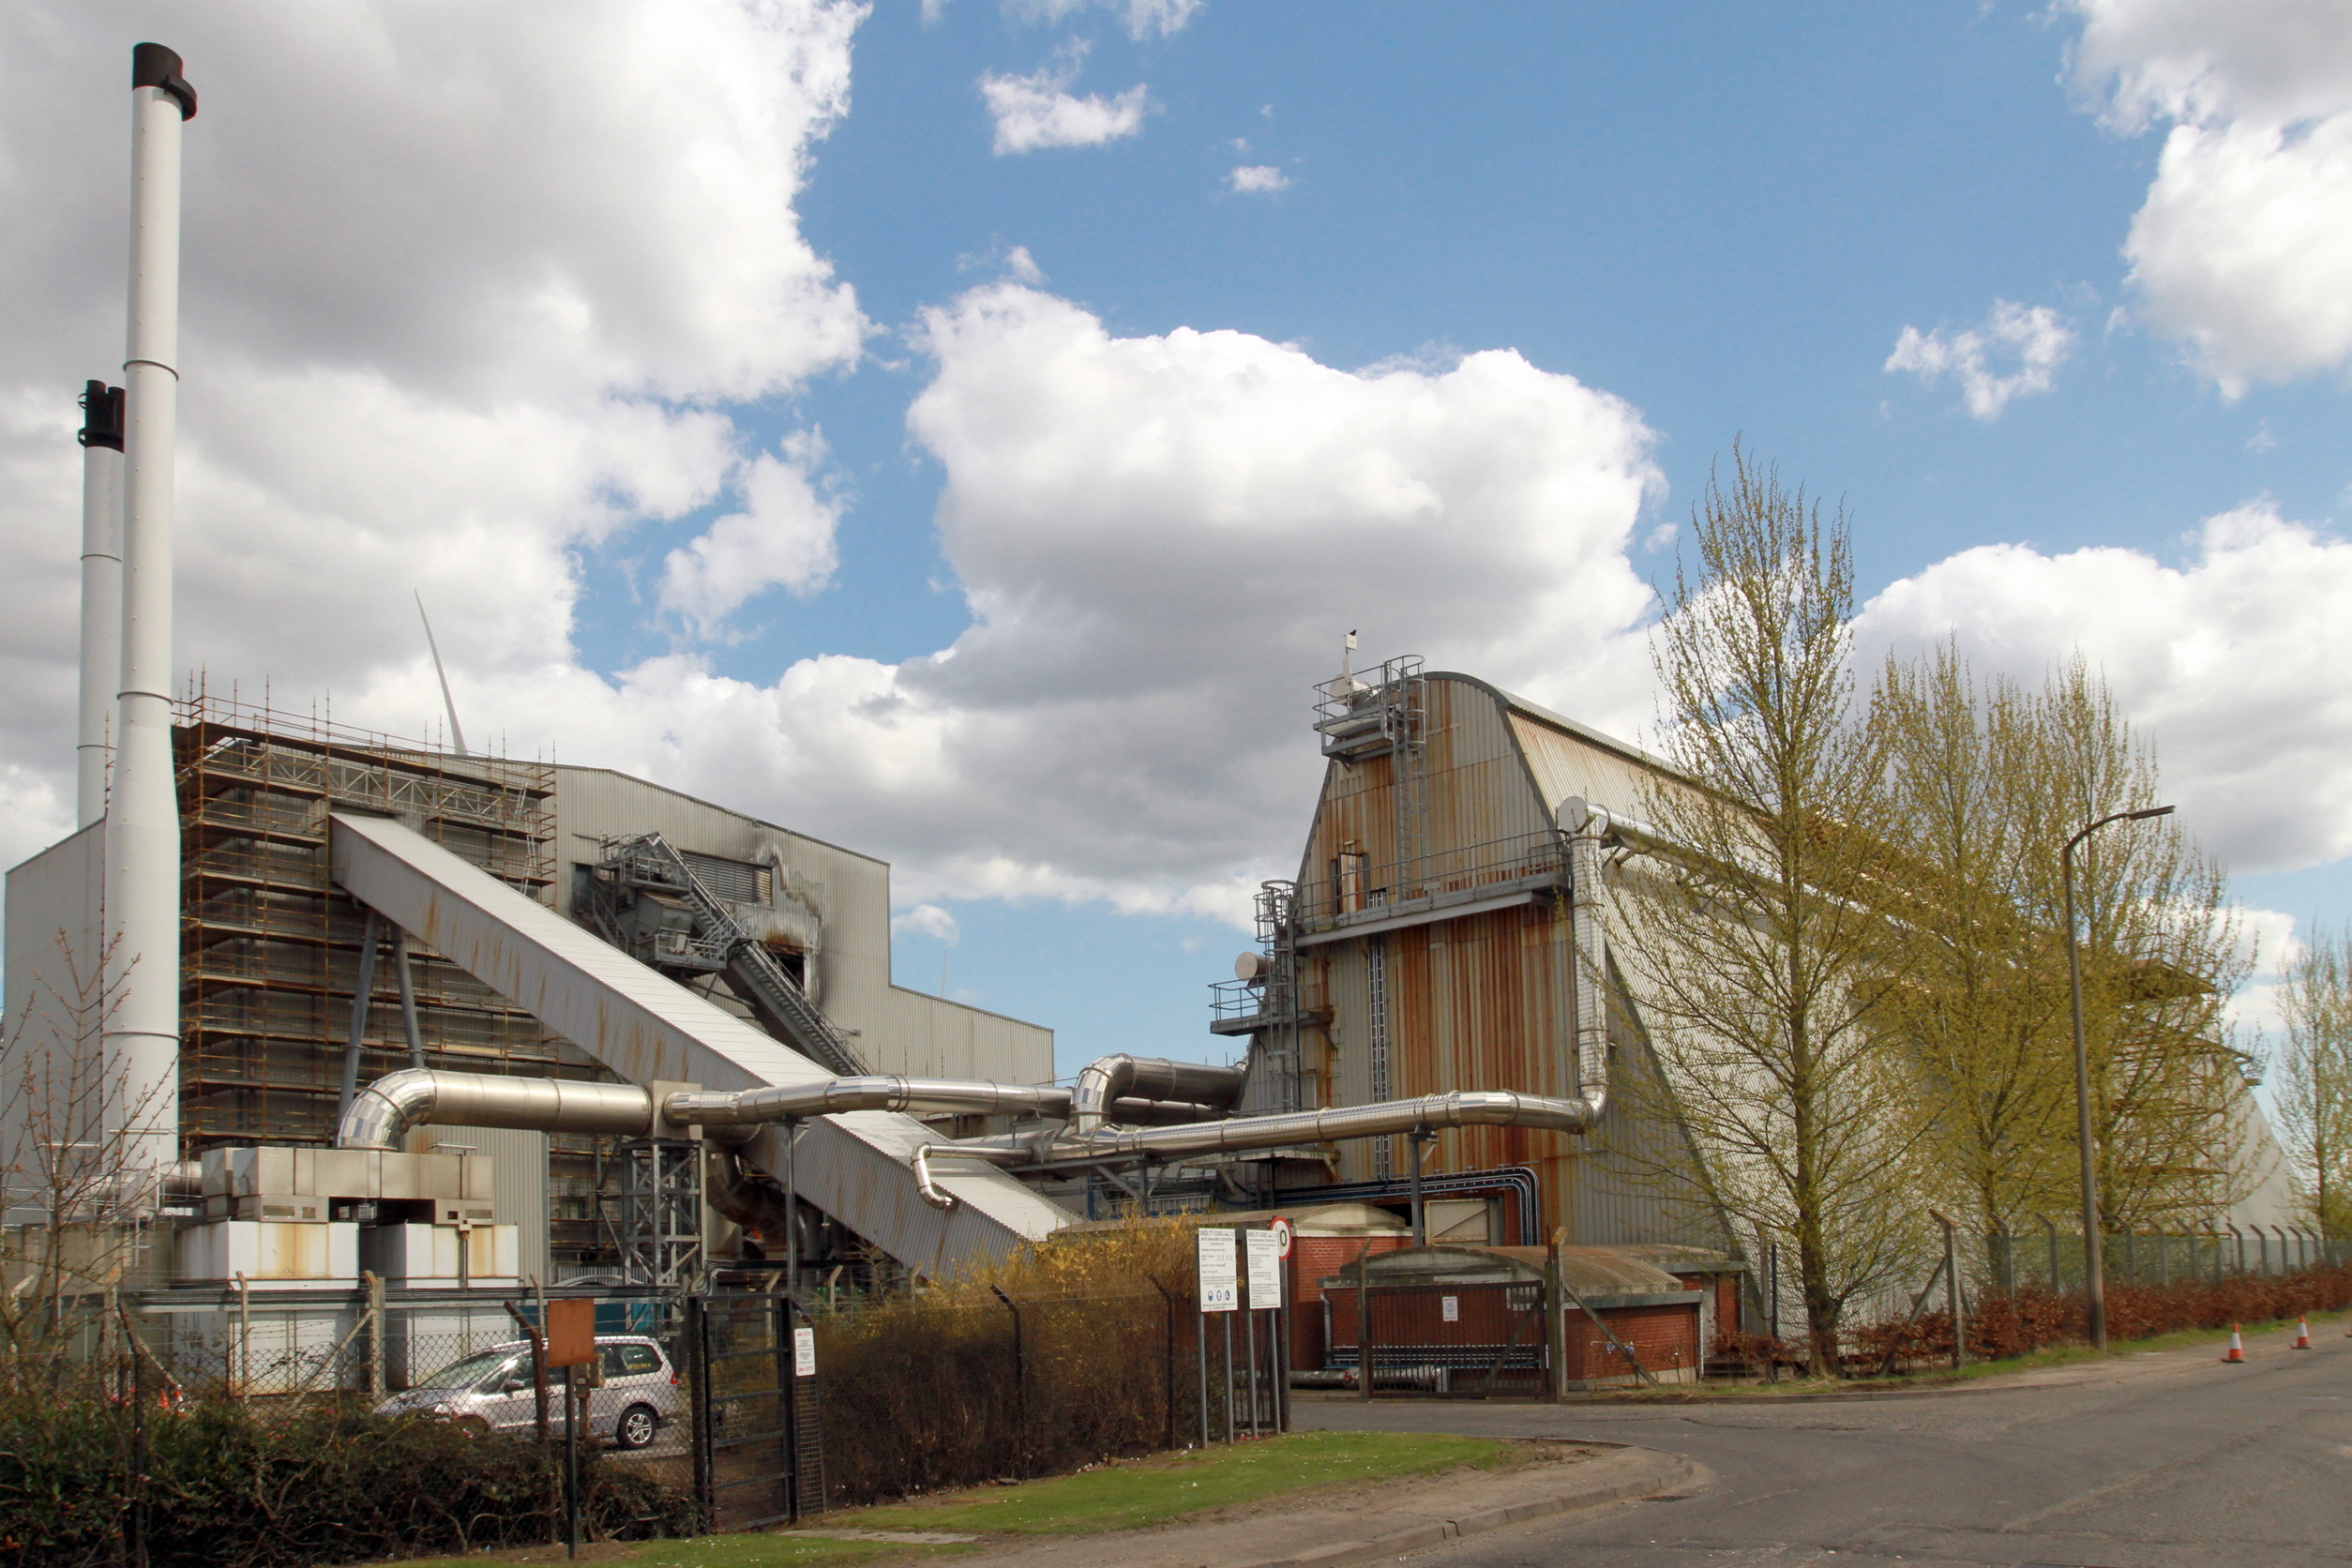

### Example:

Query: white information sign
xmin=1245 ymin=1228 xmax=1284 ymax=1310
xmin=1197 ymin=1227 xmax=1239 ymax=1312
xmin=792 ymin=1325 xmax=817 ymax=1378
xmin=1440 ymin=1295 xmax=1460 ymax=1323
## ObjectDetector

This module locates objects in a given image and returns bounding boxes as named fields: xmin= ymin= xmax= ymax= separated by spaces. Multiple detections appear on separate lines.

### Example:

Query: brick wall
xmin=1561 ymin=1301 xmax=1700 ymax=1385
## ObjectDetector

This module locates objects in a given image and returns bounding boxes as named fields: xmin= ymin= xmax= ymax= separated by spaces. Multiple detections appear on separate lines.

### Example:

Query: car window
xmin=604 ymin=1343 xmax=661 ymax=1377
xmin=474 ymin=1355 xmax=526 ymax=1393
xmin=412 ymin=1348 xmax=520 ymax=1391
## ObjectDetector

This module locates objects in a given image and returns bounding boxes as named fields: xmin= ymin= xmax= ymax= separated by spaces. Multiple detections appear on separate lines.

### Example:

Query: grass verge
xmin=369 ymin=1430 xmax=1526 ymax=1568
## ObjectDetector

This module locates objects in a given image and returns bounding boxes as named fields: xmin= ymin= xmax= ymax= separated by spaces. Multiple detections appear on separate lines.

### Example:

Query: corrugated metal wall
xmin=1291 ymin=675 xmax=1733 ymax=1250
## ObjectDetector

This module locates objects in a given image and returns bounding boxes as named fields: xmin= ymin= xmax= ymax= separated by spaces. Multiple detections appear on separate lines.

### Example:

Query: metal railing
xmin=1295 ymin=829 xmax=1569 ymax=927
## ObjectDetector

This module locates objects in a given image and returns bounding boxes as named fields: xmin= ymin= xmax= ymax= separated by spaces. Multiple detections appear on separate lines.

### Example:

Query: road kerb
xmin=1231 ymin=1450 xmax=1696 ymax=1568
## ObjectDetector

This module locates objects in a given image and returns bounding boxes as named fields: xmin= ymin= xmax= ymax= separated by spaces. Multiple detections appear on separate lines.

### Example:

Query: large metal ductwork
xmin=101 ymin=43 xmax=198 ymax=1184
xmin=1070 ymin=1054 xmax=1247 ymax=1135
xmin=940 ymin=1087 xmax=1606 ymax=1168
xmin=335 ymin=1066 xmax=1076 ymax=1153
xmin=1562 ymin=807 xmax=1613 ymax=1124
xmin=337 ymin=1069 xmax=659 ymax=1152
xmin=75 ymin=382 xmax=126 ymax=828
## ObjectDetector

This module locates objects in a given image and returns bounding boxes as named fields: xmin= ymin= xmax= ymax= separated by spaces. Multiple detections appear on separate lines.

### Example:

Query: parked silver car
xmin=378 ymin=1334 xmax=680 ymax=1450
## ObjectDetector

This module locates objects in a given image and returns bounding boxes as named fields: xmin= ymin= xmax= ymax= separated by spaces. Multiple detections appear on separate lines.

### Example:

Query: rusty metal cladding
xmin=1289 ymin=673 xmax=1731 ymax=1249
xmin=327 ymin=812 xmax=1072 ymax=1263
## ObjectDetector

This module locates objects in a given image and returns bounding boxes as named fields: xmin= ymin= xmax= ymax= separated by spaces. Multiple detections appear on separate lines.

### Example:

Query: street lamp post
xmin=2064 ymin=803 xmax=2174 ymax=1352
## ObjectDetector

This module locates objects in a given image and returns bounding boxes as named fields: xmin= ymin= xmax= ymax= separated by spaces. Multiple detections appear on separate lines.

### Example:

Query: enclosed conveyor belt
xmin=326 ymin=811 xmax=1075 ymax=1271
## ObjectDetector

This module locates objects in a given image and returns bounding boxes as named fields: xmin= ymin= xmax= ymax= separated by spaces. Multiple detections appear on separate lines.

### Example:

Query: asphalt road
xmin=1294 ymin=1321 xmax=2352 ymax=1568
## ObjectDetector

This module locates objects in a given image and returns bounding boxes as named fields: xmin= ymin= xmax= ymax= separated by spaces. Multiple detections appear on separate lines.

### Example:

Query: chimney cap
xmin=131 ymin=43 xmax=197 ymax=120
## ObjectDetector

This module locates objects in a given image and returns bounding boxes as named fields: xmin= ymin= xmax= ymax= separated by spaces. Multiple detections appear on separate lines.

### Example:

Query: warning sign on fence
xmin=1198 ymin=1227 xmax=1238 ymax=1311
xmin=793 ymin=1325 xmax=816 ymax=1378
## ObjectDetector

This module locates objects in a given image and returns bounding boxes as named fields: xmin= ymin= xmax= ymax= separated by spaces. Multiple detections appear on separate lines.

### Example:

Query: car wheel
xmin=613 ymin=1403 xmax=658 ymax=1450
xmin=451 ymin=1415 xmax=491 ymax=1439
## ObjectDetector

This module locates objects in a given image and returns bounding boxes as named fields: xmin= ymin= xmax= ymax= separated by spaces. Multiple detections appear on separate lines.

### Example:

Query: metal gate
xmin=1334 ymin=1280 xmax=1549 ymax=1396
xmin=687 ymin=1293 xmax=822 ymax=1530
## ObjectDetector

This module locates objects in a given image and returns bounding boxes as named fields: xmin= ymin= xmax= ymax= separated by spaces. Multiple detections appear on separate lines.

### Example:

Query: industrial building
xmin=5 ymin=44 xmax=2310 ymax=1399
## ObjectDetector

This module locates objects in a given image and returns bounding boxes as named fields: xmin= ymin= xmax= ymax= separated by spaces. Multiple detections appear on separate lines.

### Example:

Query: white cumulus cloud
xmin=0 ymin=0 xmax=865 ymax=871
xmin=1003 ymin=0 xmax=1202 ymax=38
xmin=1885 ymin=301 xmax=2076 ymax=419
xmin=659 ymin=432 xmax=843 ymax=639
xmin=891 ymin=904 xmax=962 ymax=943
xmin=1857 ymin=502 xmax=2352 ymax=876
xmin=2069 ymin=0 xmax=2352 ymax=392
xmin=981 ymin=45 xmax=1152 ymax=155
xmin=1228 ymin=164 xmax=1289 ymax=193
xmin=427 ymin=284 xmax=1665 ymax=924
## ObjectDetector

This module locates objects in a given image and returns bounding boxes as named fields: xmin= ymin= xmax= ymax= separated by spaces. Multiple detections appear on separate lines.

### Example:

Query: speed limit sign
xmin=1268 ymin=1215 xmax=1294 ymax=1259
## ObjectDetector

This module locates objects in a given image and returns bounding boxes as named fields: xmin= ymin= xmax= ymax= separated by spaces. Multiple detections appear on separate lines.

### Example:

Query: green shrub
xmin=0 ymin=1393 xmax=694 ymax=1568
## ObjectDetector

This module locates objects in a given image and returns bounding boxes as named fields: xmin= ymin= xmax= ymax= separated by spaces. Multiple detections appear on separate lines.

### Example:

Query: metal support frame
xmin=606 ymin=1138 xmax=704 ymax=1294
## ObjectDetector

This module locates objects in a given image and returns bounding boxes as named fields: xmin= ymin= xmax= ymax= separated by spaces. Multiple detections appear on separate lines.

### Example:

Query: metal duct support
xmin=941 ymin=1087 xmax=1606 ymax=1168
xmin=1070 ymin=1054 xmax=1248 ymax=1135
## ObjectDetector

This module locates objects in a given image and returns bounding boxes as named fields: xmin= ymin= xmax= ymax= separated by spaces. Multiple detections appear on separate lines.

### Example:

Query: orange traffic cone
xmin=2223 ymin=1324 xmax=2246 ymax=1363
xmin=2293 ymin=1317 xmax=2313 ymax=1349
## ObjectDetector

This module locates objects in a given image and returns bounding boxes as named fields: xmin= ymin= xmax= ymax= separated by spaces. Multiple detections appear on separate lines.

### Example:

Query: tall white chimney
xmin=76 ymin=381 xmax=126 ymax=828
xmin=103 ymin=43 xmax=196 ymax=1183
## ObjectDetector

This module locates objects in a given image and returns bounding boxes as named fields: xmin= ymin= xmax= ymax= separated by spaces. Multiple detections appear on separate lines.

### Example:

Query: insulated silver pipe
xmin=666 ymin=1075 xmax=1072 ymax=1131
xmin=1565 ymin=822 xmax=1611 ymax=1123
xmin=943 ymin=1087 xmax=1606 ymax=1168
xmin=1071 ymin=1054 xmax=1248 ymax=1135
xmin=74 ymin=382 xmax=125 ymax=828
xmin=336 ymin=1067 xmax=1077 ymax=1151
xmin=102 ymin=44 xmax=197 ymax=1184
xmin=337 ymin=1067 xmax=656 ymax=1151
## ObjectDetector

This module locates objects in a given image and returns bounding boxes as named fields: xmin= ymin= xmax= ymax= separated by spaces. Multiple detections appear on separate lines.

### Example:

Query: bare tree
xmin=1620 ymin=445 xmax=1922 ymax=1376
xmin=0 ymin=931 xmax=166 ymax=1358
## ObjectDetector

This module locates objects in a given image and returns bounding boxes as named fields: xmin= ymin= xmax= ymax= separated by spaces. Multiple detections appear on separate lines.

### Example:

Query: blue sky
xmin=4 ymin=2 xmax=2347 ymax=1076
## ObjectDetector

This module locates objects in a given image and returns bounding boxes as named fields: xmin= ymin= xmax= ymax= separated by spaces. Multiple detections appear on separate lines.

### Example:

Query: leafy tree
xmin=2273 ymin=927 xmax=2352 ymax=1240
xmin=1620 ymin=445 xmax=1922 ymax=1376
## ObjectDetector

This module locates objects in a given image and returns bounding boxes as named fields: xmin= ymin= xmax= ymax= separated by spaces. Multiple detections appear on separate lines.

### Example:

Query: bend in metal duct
xmin=1071 ymin=1054 xmax=1247 ymax=1135
xmin=337 ymin=1067 xmax=656 ymax=1151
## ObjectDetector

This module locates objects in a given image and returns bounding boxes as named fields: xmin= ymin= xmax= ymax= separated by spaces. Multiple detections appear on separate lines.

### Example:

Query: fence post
xmin=2043 ymin=1216 xmax=2060 ymax=1290
xmin=1156 ymin=1283 xmax=1178 ymax=1452
xmin=1545 ymin=1233 xmax=1567 ymax=1402
xmin=1196 ymin=1293 xmax=1209 ymax=1447
xmin=1932 ymin=1212 xmax=1965 ymax=1368
xmin=686 ymin=1295 xmax=712 ymax=1532
xmin=991 ymin=1285 xmax=1026 ymax=1475
xmin=364 ymin=1271 xmax=386 ymax=1400
xmin=234 ymin=1271 xmax=251 ymax=1398
xmin=1356 ymin=1244 xmax=1374 ymax=1403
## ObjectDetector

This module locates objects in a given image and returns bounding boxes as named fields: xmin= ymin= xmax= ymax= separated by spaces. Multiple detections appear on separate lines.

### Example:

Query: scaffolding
xmin=173 ymin=683 xmax=617 ymax=1270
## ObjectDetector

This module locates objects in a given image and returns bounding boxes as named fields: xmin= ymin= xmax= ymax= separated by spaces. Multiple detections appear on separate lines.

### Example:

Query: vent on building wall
xmin=678 ymin=851 xmax=770 ymax=906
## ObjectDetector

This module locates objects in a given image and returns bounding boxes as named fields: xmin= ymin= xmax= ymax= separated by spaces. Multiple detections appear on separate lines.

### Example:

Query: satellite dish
xmin=1234 ymin=952 xmax=1269 ymax=982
